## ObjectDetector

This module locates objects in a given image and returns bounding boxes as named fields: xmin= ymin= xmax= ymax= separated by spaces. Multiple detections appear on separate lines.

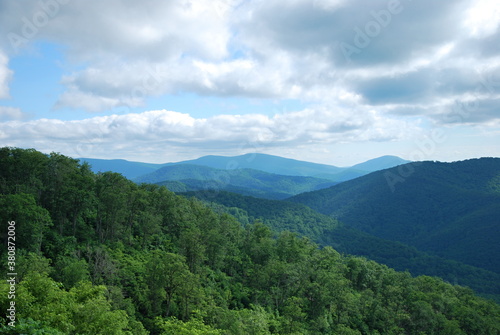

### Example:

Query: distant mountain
xmin=164 ymin=153 xmax=345 ymax=177
xmin=350 ymin=155 xmax=410 ymax=172
xmin=134 ymin=164 xmax=338 ymax=199
xmin=162 ymin=153 xmax=411 ymax=182
xmin=313 ymin=169 xmax=368 ymax=183
xmin=79 ymin=158 xmax=164 ymax=179
xmin=188 ymin=190 xmax=500 ymax=300
xmin=289 ymin=158 xmax=500 ymax=274
xmin=79 ymin=153 xmax=411 ymax=182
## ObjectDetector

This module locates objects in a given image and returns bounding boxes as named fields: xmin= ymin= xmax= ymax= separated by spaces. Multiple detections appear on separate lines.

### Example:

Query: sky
xmin=0 ymin=0 xmax=499 ymax=166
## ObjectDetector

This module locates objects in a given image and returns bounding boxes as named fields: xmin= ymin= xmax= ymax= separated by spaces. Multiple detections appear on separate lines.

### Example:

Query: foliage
xmin=289 ymin=158 xmax=500 ymax=274
xmin=0 ymin=147 xmax=499 ymax=334
xmin=0 ymin=318 xmax=65 ymax=334
xmin=190 ymin=191 xmax=500 ymax=301
xmin=136 ymin=164 xmax=337 ymax=199
xmin=155 ymin=317 xmax=223 ymax=335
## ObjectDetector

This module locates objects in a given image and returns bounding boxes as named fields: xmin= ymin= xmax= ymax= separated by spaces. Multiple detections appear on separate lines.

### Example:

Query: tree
xmin=155 ymin=316 xmax=222 ymax=335
xmin=0 ymin=272 xmax=138 ymax=334
xmin=0 ymin=193 xmax=52 ymax=253
xmin=0 ymin=147 xmax=47 ymax=198
xmin=146 ymin=250 xmax=198 ymax=318
xmin=94 ymin=172 xmax=132 ymax=242
xmin=70 ymin=281 xmax=131 ymax=335
xmin=0 ymin=318 xmax=65 ymax=334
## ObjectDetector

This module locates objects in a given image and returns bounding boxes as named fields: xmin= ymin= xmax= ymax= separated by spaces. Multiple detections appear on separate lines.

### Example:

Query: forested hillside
xmin=161 ymin=153 xmax=345 ymax=177
xmin=79 ymin=158 xmax=164 ymax=179
xmin=289 ymin=159 xmax=500 ymax=274
xmin=188 ymin=191 xmax=500 ymax=302
xmin=82 ymin=154 xmax=410 ymax=185
xmin=1 ymin=148 xmax=499 ymax=334
xmin=134 ymin=164 xmax=337 ymax=199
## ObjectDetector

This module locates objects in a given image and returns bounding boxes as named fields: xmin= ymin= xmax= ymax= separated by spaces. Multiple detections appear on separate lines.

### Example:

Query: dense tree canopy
xmin=190 ymin=190 xmax=500 ymax=302
xmin=0 ymin=147 xmax=499 ymax=334
xmin=289 ymin=158 xmax=500 ymax=274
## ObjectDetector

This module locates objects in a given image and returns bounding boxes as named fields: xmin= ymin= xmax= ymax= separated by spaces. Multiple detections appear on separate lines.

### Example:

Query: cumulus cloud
xmin=0 ymin=0 xmax=499 ymax=135
xmin=0 ymin=106 xmax=25 ymax=121
xmin=0 ymin=108 xmax=420 ymax=161
xmin=0 ymin=0 xmax=238 ymax=110
xmin=0 ymin=52 xmax=13 ymax=99
xmin=0 ymin=0 xmax=231 ymax=60
xmin=235 ymin=0 xmax=468 ymax=67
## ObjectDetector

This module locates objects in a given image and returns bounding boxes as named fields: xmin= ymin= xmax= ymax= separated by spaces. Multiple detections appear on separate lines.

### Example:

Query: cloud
xmin=54 ymin=57 xmax=290 ymax=112
xmin=0 ymin=106 xmax=25 ymax=121
xmin=235 ymin=0 xmax=469 ymax=67
xmin=462 ymin=0 xmax=500 ymax=38
xmin=0 ymin=51 xmax=13 ymax=99
xmin=434 ymin=97 xmax=500 ymax=125
xmin=0 ymin=108 xmax=419 ymax=161
xmin=0 ymin=0 xmax=498 ymax=132
xmin=1 ymin=0 xmax=238 ymax=110
xmin=352 ymin=63 xmax=500 ymax=106
xmin=0 ymin=0 xmax=231 ymax=60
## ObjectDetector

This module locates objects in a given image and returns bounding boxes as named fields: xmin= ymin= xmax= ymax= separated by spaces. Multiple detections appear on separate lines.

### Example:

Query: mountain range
xmin=80 ymin=153 xmax=410 ymax=179
xmin=3 ymin=147 xmax=500 ymax=333
xmin=79 ymin=153 xmax=410 ymax=198
xmin=134 ymin=164 xmax=338 ymax=200
xmin=77 ymin=153 xmax=500 ymax=300
xmin=289 ymin=158 xmax=500 ymax=274
xmin=77 ymin=158 xmax=163 ymax=179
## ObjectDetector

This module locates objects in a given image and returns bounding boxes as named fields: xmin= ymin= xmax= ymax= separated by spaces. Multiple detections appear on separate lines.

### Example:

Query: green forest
xmin=288 ymin=158 xmax=500 ymax=275
xmin=186 ymin=191 xmax=500 ymax=302
xmin=135 ymin=164 xmax=337 ymax=200
xmin=1 ymin=147 xmax=499 ymax=334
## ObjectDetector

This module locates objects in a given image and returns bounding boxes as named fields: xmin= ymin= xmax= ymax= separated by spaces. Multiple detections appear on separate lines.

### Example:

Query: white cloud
xmin=0 ymin=108 xmax=420 ymax=162
xmin=463 ymin=0 xmax=500 ymax=38
xmin=0 ymin=0 xmax=498 ymax=139
xmin=0 ymin=0 xmax=231 ymax=60
xmin=0 ymin=52 xmax=13 ymax=99
xmin=0 ymin=106 xmax=25 ymax=121
xmin=54 ymin=54 xmax=298 ymax=111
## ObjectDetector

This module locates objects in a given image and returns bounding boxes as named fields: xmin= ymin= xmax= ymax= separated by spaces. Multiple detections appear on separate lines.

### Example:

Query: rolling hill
xmin=163 ymin=153 xmax=345 ymax=176
xmin=187 ymin=190 xmax=500 ymax=300
xmin=289 ymin=158 xmax=500 ymax=274
xmin=78 ymin=158 xmax=164 ymax=179
xmin=79 ymin=153 xmax=410 ymax=182
xmin=350 ymin=155 xmax=410 ymax=172
xmin=3 ymin=147 xmax=500 ymax=333
xmin=164 ymin=153 xmax=411 ymax=181
xmin=134 ymin=164 xmax=337 ymax=199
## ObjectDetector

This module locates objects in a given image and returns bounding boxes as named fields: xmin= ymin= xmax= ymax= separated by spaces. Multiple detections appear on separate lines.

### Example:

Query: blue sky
xmin=0 ymin=0 xmax=499 ymax=166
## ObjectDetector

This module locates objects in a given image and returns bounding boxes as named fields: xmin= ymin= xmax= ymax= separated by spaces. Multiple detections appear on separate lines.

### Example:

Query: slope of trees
xmin=188 ymin=191 xmax=500 ymax=302
xmin=134 ymin=164 xmax=337 ymax=200
xmin=289 ymin=158 xmax=500 ymax=274
xmin=0 ymin=147 xmax=499 ymax=334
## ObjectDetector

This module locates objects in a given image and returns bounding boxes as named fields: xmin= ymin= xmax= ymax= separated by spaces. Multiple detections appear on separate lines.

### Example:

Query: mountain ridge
xmin=80 ymin=153 xmax=411 ymax=182
xmin=3 ymin=147 xmax=500 ymax=333
xmin=288 ymin=158 xmax=500 ymax=274
xmin=134 ymin=163 xmax=338 ymax=199
xmin=186 ymin=190 xmax=500 ymax=300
